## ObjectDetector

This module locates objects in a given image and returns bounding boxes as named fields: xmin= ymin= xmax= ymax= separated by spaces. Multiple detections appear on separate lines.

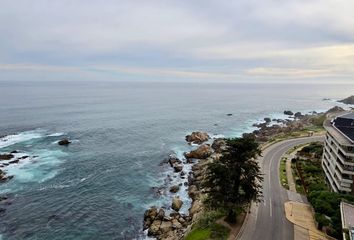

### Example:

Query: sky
xmin=0 ymin=0 xmax=354 ymax=83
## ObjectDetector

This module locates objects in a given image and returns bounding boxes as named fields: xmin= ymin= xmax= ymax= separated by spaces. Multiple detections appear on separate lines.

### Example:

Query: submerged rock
xmin=168 ymin=156 xmax=182 ymax=167
xmin=0 ymin=154 xmax=14 ymax=160
xmin=284 ymin=110 xmax=294 ymax=115
xmin=185 ymin=132 xmax=209 ymax=144
xmin=8 ymin=159 xmax=19 ymax=164
xmin=58 ymin=139 xmax=71 ymax=146
xmin=169 ymin=185 xmax=180 ymax=193
xmin=0 ymin=169 xmax=13 ymax=183
xmin=173 ymin=165 xmax=183 ymax=173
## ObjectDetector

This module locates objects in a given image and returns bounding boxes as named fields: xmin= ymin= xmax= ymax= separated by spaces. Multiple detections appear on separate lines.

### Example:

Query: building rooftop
xmin=341 ymin=202 xmax=354 ymax=240
xmin=333 ymin=113 xmax=354 ymax=144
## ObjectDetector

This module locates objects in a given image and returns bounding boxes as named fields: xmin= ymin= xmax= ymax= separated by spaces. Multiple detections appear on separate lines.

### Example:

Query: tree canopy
xmin=203 ymin=136 xmax=263 ymax=222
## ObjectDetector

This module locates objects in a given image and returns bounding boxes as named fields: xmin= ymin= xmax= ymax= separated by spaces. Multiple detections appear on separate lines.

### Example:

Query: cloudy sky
xmin=0 ymin=0 xmax=353 ymax=82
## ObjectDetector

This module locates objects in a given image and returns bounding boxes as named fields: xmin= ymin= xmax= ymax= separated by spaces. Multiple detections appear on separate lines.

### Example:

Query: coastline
xmin=141 ymin=104 xmax=348 ymax=239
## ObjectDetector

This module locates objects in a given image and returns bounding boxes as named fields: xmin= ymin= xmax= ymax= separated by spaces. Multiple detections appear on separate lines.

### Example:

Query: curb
xmin=234 ymin=203 xmax=252 ymax=240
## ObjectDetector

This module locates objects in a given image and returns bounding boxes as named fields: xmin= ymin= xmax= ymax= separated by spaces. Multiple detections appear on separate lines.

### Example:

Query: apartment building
xmin=322 ymin=113 xmax=354 ymax=194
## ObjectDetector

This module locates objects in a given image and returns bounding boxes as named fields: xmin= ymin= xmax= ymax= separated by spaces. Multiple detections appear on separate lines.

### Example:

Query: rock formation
xmin=185 ymin=132 xmax=209 ymax=144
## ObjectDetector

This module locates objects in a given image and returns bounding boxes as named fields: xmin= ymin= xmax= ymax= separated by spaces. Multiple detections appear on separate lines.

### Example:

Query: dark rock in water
xmin=227 ymin=113 xmax=233 ymax=116
xmin=58 ymin=139 xmax=71 ymax=146
xmin=48 ymin=214 xmax=61 ymax=221
xmin=0 ymin=172 xmax=13 ymax=183
xmin=169 ymin=185 xmax=180 ymax=193
xmin=294 ymin=112 xmax=303 ymax=119
xmin=0 ymin=154 xmax=14 ymax=160
xmin=0 ymin=196 xmax=12 ymax=206
xmin=0 ymin=208 xmax=6 ymax=214
xmin=18 ymin=156 xmax=29 ymax=160
xmin=339 ymin=95 xmax=354 ymax=105
xmin=151 ymin=187 xmax=165 ymax=197
xmin=284 ymin=110 xmax=294 ymax=115
xmin=264 ymin=117 xmax=271 ymax=123
xmin=171 ymin=197 xmax=183 ymax=212
xmin=8 ymin=159 xmax=19 ymax=164
xmin=185 ymin=132 xmax=209 ymax=144
xmin=168 ymin=156 xmax=182 ymax=167
xmin=10 ymin=150 xmax=19 ymax=154
xmin=173 ymin=165 xmax=183 ymax=173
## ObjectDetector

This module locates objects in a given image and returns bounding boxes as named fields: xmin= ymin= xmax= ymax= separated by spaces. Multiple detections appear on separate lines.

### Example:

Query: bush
xmin=195 ymin=210 xmax=226 ymax=229
xmin=315 ymin=213 xmax=330 ymax=230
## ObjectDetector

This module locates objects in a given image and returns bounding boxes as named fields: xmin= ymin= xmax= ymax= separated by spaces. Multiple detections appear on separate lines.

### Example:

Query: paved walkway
xmin=285 ymin=201 xmax=329 ymax=240
xmin=283 ymin=144 xmax=330 ymax=240
xmin=286 ymin=157 xmax=296 ymax=192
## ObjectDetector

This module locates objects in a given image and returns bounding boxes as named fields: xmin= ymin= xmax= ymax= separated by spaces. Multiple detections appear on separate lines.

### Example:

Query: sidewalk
xmin=283 ymin=144 xmax=330 ymax=240
xmin=285 ymin=201 xmax=329 ymax=240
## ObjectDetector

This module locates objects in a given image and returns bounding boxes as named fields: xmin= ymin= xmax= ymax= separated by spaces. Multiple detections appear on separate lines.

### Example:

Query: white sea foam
xmin=47 ymin=132 xmax=64 ymax=137
xmin=210 ymin=134 xmax=225 ymax=139
xmin=3 ymin=149 xmax=67 ymax=184
xmin=0 ymin=130 xmax=43 ymax=149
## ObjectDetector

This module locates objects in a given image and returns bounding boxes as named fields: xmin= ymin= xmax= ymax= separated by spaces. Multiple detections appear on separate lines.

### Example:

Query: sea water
xmin=0 ymin=80 xmax=353 ymax=239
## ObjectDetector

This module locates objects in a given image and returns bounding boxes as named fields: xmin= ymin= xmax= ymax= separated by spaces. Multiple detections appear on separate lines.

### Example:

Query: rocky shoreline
xmin=143 ymin=132 xmax=224 ymax=239
xmin=142 ymin=106 xmax=345 ymax=239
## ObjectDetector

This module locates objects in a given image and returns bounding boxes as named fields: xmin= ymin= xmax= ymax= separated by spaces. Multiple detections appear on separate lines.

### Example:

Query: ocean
xmin=0 ymin=80 xmax=353 ymax=239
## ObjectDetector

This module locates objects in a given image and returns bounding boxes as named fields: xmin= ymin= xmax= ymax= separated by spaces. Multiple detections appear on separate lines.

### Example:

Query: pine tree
xmin=203 ymin=136 xmax=263 ymax=223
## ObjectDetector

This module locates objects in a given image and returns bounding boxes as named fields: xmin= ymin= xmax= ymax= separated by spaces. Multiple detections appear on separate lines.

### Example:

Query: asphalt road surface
xmin=238 ymin=136 xmax=324 ymax=240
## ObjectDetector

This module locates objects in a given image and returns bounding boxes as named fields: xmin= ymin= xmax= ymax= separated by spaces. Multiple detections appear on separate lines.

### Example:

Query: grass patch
xmin=185 ymin=210 xmax=230 ymax=240
xmin=185 ymin=228 xmax=211 ymax=240
xmin=185 ymin=223 xmax=229 ymax=240
xmin=279 ymin=157 xmax=288 ymax=189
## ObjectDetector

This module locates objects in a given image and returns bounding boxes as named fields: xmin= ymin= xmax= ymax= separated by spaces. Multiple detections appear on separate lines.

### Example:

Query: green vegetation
xmin=310 ymin=114 xmax=327 ymax=127
xmin=298 ymin=142 xmax=324 ymax=159
xmin=203 ymin=136 xmax=263 ymax=223
xmin=291 ymin=142 xmax=354 ymax=239
xmin=185 ymin=210 xmax=230 ymax=240
xmin=186 ymin=136 xmax=262 ymax=239
xmin=279 ymin=157 xmax=288 ymax=189
xmin=309 ymin=191 xmax=354 ymax=239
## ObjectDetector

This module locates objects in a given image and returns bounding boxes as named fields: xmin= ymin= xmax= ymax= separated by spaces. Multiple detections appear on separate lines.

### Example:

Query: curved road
xmin=238 ymin=136 xmax=324 ymax=240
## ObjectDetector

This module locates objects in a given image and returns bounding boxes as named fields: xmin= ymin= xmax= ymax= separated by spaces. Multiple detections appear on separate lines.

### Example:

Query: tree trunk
xmin=226 ymin=209 xmax=237 ymax=224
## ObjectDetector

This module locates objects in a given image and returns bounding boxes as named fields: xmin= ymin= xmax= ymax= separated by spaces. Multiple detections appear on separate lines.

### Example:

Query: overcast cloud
xmin=0 ymin=0 xmax=353 ymax=82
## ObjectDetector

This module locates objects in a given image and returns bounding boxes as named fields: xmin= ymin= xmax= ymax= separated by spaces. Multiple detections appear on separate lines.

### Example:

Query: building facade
xmin=322 ymin=113 xmax=354 ymax=194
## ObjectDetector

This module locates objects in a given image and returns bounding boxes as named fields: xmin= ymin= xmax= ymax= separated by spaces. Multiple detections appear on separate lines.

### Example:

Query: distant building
xmin=322 ymin=112 xmax=354 ymax=194
xmin=340 ymin=201 xmax=354 ymax=240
